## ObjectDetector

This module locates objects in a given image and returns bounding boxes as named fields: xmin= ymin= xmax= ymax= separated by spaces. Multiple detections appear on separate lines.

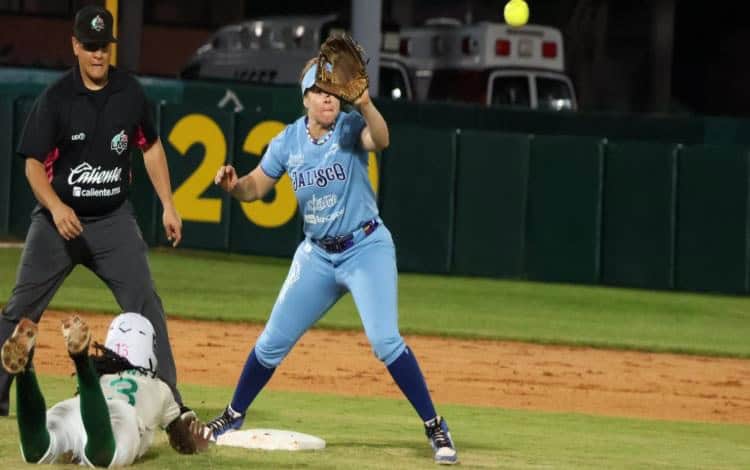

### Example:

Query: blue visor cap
xmin=301 ymin=64 xmax=317 ymax=95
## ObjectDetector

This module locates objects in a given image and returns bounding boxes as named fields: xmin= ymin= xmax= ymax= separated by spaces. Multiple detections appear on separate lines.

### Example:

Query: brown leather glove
xmin=315 ymin=33 xmax=369 ymax=103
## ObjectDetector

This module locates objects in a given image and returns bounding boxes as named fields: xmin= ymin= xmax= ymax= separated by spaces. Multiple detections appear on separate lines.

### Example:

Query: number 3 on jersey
xmin=109 ymin=377 xmax=139 ymax=405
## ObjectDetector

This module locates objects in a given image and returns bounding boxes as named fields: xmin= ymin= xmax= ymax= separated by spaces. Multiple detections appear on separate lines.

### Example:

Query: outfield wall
xmin=2 ymin=69 xmax=749 ymax=294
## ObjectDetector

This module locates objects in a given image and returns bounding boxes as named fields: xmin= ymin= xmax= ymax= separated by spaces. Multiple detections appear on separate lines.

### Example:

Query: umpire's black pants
xmin=0 ymin=202 xmax=182 ymax=415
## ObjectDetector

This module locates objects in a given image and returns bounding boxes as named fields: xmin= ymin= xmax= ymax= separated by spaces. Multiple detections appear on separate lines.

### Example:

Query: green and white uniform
xmin=35 ymin=371 xmax=179 ymax=467
xmin=17 ymin=313 xmax=180 ymax=468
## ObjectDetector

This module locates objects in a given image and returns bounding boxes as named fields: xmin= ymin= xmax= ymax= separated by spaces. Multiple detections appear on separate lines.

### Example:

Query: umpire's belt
xmin=314 ymin=219 xmax=379 ymax=253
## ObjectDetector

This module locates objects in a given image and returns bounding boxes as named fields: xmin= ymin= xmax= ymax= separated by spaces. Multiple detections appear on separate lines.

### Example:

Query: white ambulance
xmin=180 ymin=15 xmax=413 ymax=102
xmin=383 ymin=19 xmax=577 ymax=111
xmin=181 ymin=16 xmax=574 ymax=111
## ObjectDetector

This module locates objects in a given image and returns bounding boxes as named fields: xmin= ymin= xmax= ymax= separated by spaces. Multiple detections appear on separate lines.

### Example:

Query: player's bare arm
xmin=356 ymin=89 xmax=389 ymax=152
xmin=25 ymin=158 xmax=83 ymax=240
xmin=143 ymin=138 xmax=182 ymax=247
xmin=214 ymin=165 xmax=277 ymax=202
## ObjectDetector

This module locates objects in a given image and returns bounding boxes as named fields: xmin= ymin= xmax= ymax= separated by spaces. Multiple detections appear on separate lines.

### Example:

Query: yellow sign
xmin=106 ymin=0 xmax=118 ymax=65
xmin=167 ymin=114 xmax=380 ymax=228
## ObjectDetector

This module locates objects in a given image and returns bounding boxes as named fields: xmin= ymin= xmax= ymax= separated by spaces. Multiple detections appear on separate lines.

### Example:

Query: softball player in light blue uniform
xmin=208 ymin=60 xmax=457 ymax=464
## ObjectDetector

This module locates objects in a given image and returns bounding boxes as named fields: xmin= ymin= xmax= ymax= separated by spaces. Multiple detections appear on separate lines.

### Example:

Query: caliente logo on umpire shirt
xmin=68 ymin=162 xmax=122 ymax=198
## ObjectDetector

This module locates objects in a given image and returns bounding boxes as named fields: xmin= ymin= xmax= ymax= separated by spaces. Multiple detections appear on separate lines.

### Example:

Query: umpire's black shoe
xmin=425 ymin=415 xmax=458 ymax=465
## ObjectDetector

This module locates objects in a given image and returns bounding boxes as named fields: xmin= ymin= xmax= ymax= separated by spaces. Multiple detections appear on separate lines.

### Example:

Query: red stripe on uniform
xmin=135 ymin=125 xmax=152 ymax=150
xmin=44 ymin=147 xmax=60 ymax=182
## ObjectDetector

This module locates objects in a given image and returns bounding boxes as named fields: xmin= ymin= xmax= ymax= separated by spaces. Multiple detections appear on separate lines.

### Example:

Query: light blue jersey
xmin=250 ymin=109 xmax=406 ymax=368
xmin=260 ymin=110 xmax=378 ymax=240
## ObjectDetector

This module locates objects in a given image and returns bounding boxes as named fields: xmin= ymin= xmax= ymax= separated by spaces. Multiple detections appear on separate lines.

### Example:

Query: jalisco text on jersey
xmin=290 ymin=163 xmax=346 ymax=190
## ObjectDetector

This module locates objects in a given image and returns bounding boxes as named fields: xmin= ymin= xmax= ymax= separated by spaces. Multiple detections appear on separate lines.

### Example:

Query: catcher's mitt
xmin=166 ymin=413 xmax=211 ymax=454
xmin=315 ymin=33 xmax=369 ymax=103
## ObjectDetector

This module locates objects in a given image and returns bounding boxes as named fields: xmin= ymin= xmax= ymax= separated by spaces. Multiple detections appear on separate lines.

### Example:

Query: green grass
xmin=2 ymin=247 xmax=750 ymax=357
xmin=0 ymin=375 xmax=747 ymax=469
xmin=1 ymin=247 xmax=749 ymax=468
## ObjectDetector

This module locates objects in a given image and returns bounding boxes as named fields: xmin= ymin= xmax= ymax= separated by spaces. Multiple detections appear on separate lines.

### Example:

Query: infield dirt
xmin=29 ymin=310 xmax=750 ymax=424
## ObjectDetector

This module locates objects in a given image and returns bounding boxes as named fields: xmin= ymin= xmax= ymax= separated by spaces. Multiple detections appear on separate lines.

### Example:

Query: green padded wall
xmin=525 ymin=135 xmax=604 ymax=283
xmin=601 ymin=141 xmax=678 ymax=289
xmin=675 ymin=145 xmax=749 ymax=293
xmin=0 ymin=96 xmax=13 ymax=236
xmin=379 ymin=126 xmax=457 ymax=274
xmin=8 ymin=98 xmax=38 ymax=239
xmin=4 ymin=71 xmax=750 ymax=295
xmin=453 ymin=131 xmax=530 ymax=277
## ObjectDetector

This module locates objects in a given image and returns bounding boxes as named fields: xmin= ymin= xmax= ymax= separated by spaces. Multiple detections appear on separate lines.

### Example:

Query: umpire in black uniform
xmin=0 ymin=5 xmax=186 ymax=415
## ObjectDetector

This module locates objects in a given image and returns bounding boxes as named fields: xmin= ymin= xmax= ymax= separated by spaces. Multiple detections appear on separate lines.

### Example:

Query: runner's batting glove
xmin=166 ymin=414 xmax=211 ymax=454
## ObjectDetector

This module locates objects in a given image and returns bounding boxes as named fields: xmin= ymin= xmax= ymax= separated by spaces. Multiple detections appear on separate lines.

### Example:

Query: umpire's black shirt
xmin=16 ymin=65 xmax=158 ymax=216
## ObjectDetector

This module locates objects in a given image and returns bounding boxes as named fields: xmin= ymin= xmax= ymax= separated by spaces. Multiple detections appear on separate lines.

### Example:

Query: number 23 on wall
xmin=167 ymin=113 xmax=379 ymax=228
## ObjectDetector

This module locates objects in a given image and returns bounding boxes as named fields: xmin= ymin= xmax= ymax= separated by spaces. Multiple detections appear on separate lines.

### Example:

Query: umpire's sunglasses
xmin=81 ymin=41 xmax=110 ymax=52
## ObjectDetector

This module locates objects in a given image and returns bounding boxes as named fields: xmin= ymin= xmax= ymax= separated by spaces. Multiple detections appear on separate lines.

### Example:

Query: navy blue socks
xmin=386 ymin=346 xmax=437 ymax=422
xmin=230 ymin=348 xmax=276 ymax=414
xmin=230 ymin=346 xmax=437 ymax=423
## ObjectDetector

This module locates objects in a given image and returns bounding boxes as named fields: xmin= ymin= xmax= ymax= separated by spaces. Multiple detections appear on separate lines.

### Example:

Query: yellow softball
xmin=504 ymin=0 xmax=529 ymax=27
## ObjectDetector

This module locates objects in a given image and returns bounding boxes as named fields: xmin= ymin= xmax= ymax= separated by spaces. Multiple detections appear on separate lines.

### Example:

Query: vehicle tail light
xmin=542 ymin=41 xmax=557 ymax=58
xmin=495 ymin=39 xmax=511 ymax=56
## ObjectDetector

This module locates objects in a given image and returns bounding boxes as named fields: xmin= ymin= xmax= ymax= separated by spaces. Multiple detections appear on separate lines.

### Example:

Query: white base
xmin=216 ymin=429 xmax=326 ymax=451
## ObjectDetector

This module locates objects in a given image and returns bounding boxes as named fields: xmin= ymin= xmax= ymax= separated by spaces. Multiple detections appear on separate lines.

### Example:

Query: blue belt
xmin=314 ymin=219 xmax=379 ymax=253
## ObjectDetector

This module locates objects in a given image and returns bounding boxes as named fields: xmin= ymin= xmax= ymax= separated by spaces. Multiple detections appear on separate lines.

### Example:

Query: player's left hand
xmin=189 ymin=417 xmax=212 ymax=451
xmin=354 ymin=88 xmax=371 ymax=109
xmin=163 ymin=206 xmax=182 ymax=247
xmin=166 ymin=414 xmax=211 ymax=454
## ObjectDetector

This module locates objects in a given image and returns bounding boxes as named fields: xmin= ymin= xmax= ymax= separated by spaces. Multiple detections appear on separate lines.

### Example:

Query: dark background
xmin=0 ymin=0 xmax=747 ymax=117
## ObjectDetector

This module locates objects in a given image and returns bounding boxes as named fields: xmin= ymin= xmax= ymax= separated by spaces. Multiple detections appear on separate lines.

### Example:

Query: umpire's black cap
xmin=73 ymin=5 xmax=117 ymax=43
